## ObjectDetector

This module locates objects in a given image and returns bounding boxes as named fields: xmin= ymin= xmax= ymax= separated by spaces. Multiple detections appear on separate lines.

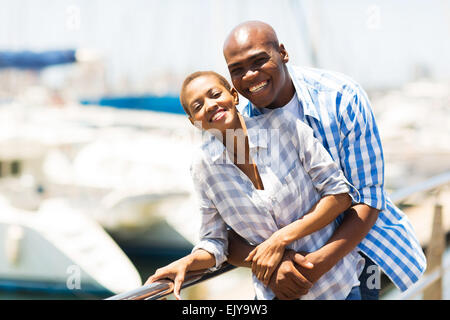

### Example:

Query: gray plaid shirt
xmin=191 ymin=107 xmax=364 ymax=300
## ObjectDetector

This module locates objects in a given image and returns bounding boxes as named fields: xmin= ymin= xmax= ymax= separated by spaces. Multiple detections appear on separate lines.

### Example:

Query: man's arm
xmin=227 ymin=82 xmax=384 ymax=299
xmin=226 ymin=229 xmax=252 ymax=268
xmin=293 ymin=82 xmax=384 ymax=287
xmin=226 ymin=192 xmax=352 ymax=271
xmin=226 ymin=229 xmax=315 ymax=296
xmin=227 ymin=203 xmax=379 ymax=299
xmin=245 ymin=193 xmax=350 ymax=285
xmin=292 ymin=204 xmax=379 ymax=283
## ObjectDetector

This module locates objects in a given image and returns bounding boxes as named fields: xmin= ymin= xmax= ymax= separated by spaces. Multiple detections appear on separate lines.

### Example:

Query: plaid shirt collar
xmin=201 ymin=113 xmax=275 ymax=164
xmin=287 ymin=64 xmax=320 ymax=121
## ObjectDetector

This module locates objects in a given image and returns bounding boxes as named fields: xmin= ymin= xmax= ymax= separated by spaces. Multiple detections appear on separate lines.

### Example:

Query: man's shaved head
xmin=223 ymin=21 xmax=279 ymax=57
xmin=222 ymin=21 xmax=295 ymax=109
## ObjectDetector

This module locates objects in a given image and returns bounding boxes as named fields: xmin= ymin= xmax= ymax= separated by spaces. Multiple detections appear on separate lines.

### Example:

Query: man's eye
xmin=212 ymin=91 xmax=221 ymax=98
xmin=230 ymin=68 xmax=243 ymax=76
xmin=254 ymin=57 xmax=268 ymax=66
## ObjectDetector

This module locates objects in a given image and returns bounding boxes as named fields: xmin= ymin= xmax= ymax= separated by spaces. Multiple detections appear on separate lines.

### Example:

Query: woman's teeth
xmin=212 ymin=110 xmax=225 ymax=121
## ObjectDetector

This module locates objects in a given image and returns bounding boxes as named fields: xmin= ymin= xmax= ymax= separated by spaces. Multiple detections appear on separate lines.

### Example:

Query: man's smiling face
xmin=223 ymin=22 xmax=294 ymax=109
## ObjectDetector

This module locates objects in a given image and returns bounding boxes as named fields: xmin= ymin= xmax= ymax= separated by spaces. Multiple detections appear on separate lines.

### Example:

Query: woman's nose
xmin=205 ymin=98 xmax=217 ymax=112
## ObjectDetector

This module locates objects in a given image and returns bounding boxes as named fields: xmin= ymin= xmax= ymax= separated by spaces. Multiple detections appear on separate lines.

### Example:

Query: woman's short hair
xmin=180 ymin=71 xmax=232 ymax=116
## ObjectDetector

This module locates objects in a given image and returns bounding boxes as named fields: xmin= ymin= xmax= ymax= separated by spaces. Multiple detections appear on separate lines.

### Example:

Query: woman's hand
xmin=145 ymin=258 xmax=191 ymax=300
xmin=244 ymin=232 xmax=286 ymax=286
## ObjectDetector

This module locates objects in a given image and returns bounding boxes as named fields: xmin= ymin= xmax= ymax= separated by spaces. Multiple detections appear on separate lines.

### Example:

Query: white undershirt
xmin=260 ymin=92 xmax=303 ymax=120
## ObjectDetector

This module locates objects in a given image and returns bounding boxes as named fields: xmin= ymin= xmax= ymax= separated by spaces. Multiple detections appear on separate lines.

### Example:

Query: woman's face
xmin=184 ymin=75 xmax=240 ymax=135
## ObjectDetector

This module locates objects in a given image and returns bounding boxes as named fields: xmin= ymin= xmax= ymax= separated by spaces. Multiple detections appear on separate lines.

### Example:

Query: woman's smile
xmin=210 ymin=108 xmax=227 ymax=122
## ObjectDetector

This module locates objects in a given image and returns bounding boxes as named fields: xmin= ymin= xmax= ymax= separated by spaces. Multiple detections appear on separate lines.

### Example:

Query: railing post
xmin=423 ymin=199 xmax=444 ymax=300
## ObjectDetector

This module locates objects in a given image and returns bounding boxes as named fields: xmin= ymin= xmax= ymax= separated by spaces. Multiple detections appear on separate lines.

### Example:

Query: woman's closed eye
xmin=210 ymin=90 xmax=222 ymax=99
xmin=191 ymin=102 xmax=203 ymax=113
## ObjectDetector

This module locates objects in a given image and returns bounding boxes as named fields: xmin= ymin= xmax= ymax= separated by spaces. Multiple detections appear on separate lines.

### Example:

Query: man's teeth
xmin=249 ymin=81 xmax=268 ymax=93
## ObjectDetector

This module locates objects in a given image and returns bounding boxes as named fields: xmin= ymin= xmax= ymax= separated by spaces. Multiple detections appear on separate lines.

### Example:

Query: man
xmin=223 ymin=21 xmax=426 ymax=300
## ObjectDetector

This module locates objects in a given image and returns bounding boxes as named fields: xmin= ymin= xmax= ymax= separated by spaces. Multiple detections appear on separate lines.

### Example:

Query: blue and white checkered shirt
xmin=191 ymin=107 xmax=364 ymax=300
xmin=239 ymin=65 xmax=427 ymax=291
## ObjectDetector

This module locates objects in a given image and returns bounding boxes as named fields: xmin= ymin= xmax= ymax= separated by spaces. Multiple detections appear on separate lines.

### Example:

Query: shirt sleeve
xmin=190 ymin=163 xmax=228 ymax=270
xmin=337 ymin=84 xmax=386 ymax=211
xmin=295 ymin=119 xmax=359 ymax=202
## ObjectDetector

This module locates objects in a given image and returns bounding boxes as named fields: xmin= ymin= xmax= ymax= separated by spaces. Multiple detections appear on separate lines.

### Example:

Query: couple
xmin=146 ymin=21 xmax=426 ymax=300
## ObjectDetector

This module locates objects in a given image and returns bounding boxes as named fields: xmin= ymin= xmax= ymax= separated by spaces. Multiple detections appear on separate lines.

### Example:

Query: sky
xmin=0 ymin=0 xmax=449 ymax=95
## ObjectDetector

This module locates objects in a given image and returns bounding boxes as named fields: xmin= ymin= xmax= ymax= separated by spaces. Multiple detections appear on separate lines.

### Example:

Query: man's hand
xmin=267 ymin=250 xmax=314 ymax=300
xmin=268 ymin=249 xmax=329 ymax=300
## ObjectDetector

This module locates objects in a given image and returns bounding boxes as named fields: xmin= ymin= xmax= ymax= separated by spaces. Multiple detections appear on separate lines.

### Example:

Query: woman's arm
xmin=245 ymin=115 xmax=355 ymax=286
xmin=271 ymin=193 xmax=351 ymax=246
xmin=245 ymin=193 xmax=351 ymax=285
xmin=148 ymin=159 xmax=229 ymax=299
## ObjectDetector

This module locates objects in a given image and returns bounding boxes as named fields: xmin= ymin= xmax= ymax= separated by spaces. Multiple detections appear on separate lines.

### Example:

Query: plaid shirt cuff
xmin=357 ymin=186 xmax=386 ymax=211
xmin=192 ymin=239 xmax=228 ymax=271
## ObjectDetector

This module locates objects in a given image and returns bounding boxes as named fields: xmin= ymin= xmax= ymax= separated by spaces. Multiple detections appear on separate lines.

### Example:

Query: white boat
xmin=0 ymin=195 xmax=142 ymax=295
xmin=0 ymin=101 xmax=203 ymax=262
xmin=1 ymin=102 xmax=194 ymax=212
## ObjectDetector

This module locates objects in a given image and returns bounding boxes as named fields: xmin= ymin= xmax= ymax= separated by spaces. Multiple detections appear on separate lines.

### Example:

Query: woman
xmin=146 ymin=71 xmax=363 ymax=300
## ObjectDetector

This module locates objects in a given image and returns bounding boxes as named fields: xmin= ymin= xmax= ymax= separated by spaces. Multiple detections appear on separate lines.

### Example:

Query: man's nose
xmin=243 ymin=68 xmax=258 ymax=81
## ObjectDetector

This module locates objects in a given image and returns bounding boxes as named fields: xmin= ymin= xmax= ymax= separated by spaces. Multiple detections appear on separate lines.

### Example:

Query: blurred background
xmin=0 ymin=0 xmax=449 ymax=300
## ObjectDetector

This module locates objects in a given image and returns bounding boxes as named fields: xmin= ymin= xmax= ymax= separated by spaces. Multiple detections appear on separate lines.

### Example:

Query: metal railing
xmin=107 ymin=171 xmax=450 ymax=300
xmin=397 ymin=259 xmax=450 ymax=300
xmin=389 ymin=171 xmax=450 ymax=203
xmin=106 ymin=263 xmax=235 ymax=300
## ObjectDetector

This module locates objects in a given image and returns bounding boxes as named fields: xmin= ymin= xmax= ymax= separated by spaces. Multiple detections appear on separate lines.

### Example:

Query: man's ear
xmin=231 ymin=88 xmax=239 ymax=105
xmin=279 ymin=43 xmax=289 ymax=64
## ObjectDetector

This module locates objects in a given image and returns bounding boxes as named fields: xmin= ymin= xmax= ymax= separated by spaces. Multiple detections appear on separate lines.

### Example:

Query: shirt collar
xmin=201 ymin=118 xmax=269 ymax=164
xmin=286 ymin=64 xmax=320 ymax=121
xmin=201 ymin=130 xmax=227 ymax=163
